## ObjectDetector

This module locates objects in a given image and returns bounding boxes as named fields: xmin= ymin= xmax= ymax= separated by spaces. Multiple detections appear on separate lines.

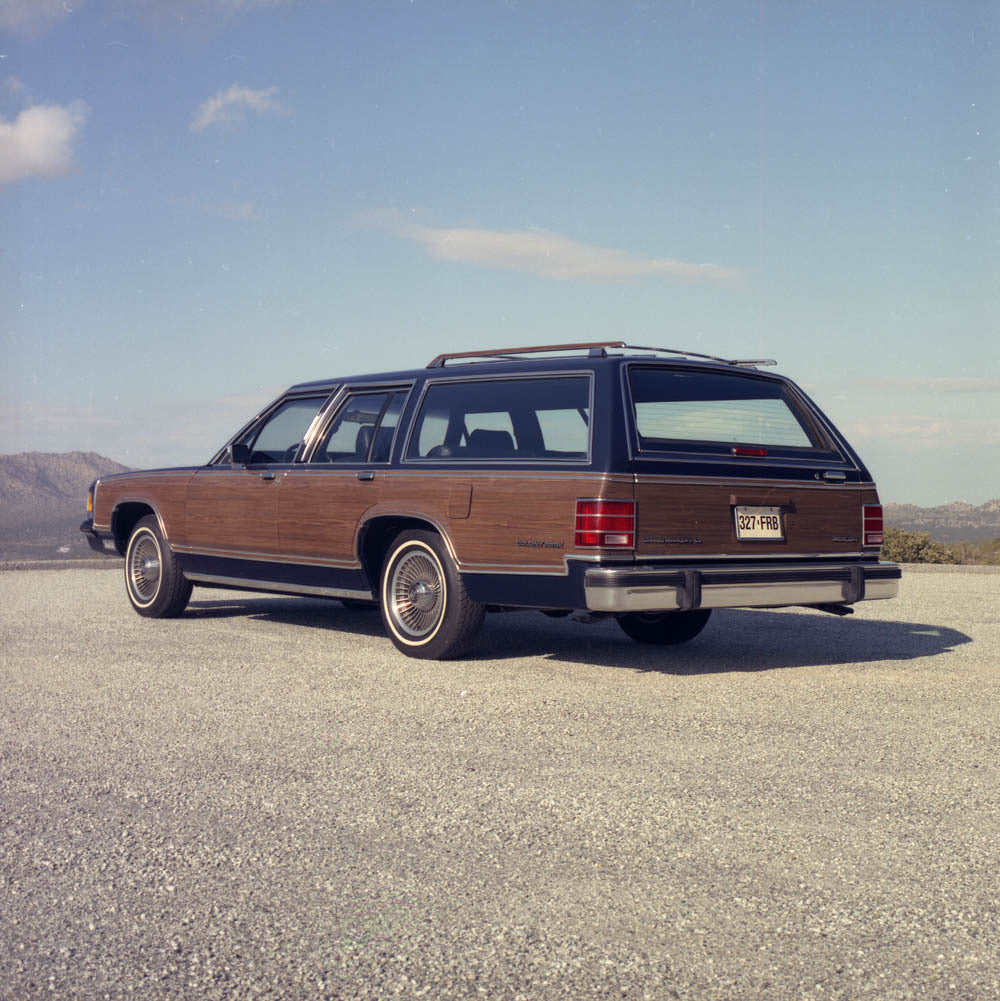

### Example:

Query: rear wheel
xmin=124 ymin=515 xmax=192 ymax=618
xmin=379 ymin=530 xmax=484 ymax=659
xmin=617 ymin=609 xmax=711 ymax=645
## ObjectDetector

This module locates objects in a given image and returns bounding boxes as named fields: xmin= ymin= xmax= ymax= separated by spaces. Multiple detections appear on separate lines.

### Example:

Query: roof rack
xmin=426 ymin=341 xmax=777 ymax=369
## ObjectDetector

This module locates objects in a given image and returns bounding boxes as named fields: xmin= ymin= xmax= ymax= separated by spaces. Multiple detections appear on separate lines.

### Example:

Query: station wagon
xmin=82 ymin=342 xmax=901 ymax=658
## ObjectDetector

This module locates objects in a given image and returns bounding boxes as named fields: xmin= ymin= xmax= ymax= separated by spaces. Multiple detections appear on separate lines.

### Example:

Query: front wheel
xmin=617 ymin=609 xmax=712 ymax=645
xmin=379 ymin=530 xmax=484 ymax=659
xmin=124 ymin=515 xmax=192 ymax=618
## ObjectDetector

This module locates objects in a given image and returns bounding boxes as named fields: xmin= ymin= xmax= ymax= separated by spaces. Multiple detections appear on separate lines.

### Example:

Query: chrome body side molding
xmin=184 ymin=573 xmax=373 ymax=602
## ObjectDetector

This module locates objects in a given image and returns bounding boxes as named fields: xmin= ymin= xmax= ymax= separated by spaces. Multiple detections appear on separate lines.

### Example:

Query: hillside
xmin=0 ymin=452 xmax=132 ymax=560
xmin=884 ymin=498 xmax=1000 ymax=543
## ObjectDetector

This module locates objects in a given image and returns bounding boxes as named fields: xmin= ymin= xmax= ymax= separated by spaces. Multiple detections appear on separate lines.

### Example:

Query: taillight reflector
xmin=575 ymin=499 xmax=635 ymax=548
xmin=863 ymin=505 xmax=884 ymax=546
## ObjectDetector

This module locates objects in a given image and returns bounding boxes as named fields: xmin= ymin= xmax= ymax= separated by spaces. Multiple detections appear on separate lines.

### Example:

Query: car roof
xmin=285 ymin=342 xmax=784 ymax=396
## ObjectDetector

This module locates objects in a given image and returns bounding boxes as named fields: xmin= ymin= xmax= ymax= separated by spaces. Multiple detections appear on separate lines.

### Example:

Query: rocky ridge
xmin=0 ymin=452 xmax=131 ymax=560
xmin=884 ymin=498 xmax=1000 ymax=542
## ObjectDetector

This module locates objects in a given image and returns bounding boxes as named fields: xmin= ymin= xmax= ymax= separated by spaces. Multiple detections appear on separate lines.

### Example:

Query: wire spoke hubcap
xmin=390 ymin=550 xmax=443 ymax=637
xmin=129 ymin=535 xmax=161 ymax=601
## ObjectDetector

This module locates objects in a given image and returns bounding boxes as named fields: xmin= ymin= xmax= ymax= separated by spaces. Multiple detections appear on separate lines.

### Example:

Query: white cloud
xmin=842 ymin=414 xmax=1000 ymax=447
xmin=861 ymin=377 xmax=1000 ymax=393
xmin=3 ymin=75 xmax=27 ymax=97
xmin=0 ymin=101 xmax=89 ymax=184
xmin=18 ymin=406 xmax=117 ymax=429
xmin=0 ymin=387 xmax=285 ymax=468
xmin=216 ymin=200 xmax=258 ymax=220
xmin=0 ymin=0 xmax=293 ymax=34
xmin=0 ymin=0 xmax=76 ymax=34
xmin=382 ymin=216 xmax=743 ymax=284
xmin=156 ymin=0 xmax=292 ymax=12
xmin=191 ymin=84 xmax=283 ymax=132
xmin=208 ymin=0 xmax=293 ymax=9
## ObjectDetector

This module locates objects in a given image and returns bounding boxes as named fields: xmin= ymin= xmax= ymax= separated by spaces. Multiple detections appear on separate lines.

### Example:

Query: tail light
xmin=575 ymin=499 xmax=635 ymax=548
xmin=863 ymin=505 xmax=884 ymax=547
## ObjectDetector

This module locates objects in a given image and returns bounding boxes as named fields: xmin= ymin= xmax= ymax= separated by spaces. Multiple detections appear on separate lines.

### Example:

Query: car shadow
xmin=472 ymin=607 xmax=971 ymax=673
xmin=185 ymin=594 xmax=386 ymax=639
xmin=183 ymin=595 xmax=970 ymax=674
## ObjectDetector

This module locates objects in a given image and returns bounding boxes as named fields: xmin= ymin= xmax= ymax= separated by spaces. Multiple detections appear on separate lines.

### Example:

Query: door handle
xmin=260 ymin=471 xmax=276 ymax=481
xmin=821 ymin=471 xmax=847 ymax=483
xmin=357 ymin=471 xmax=375 ymax=482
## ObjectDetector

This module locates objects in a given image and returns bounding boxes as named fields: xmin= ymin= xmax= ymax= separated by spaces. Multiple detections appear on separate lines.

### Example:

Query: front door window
xmin=237 ymin=397 xmax=328 ymax=464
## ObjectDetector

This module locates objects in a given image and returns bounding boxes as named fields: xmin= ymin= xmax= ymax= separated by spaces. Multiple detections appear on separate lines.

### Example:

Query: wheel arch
xmin=111 ymin=502 xmax=167 ymax=556
xmin=357 ymin=513 xmax=457 ymax=592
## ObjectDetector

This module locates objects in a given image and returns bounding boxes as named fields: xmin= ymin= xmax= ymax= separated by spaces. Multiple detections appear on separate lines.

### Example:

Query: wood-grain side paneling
xmin=93 ymin=465 xmax=882 ymax=573
xmin=278 ymin=470 xmax=374 ymax=565
xmin=92 ymin=470 xmax=196 ymax=541
xmin=181 ymin=468 xmax=282 ymax=554
xmin=366 ymin=471 xmax=634 ymax=572
xmin=447 ymin=475 xmax=621 ymax=569
xmin=276 ymin=469 xmax=634 ymax=572
xmin=634 ymin=477 xmax=881 ymax=558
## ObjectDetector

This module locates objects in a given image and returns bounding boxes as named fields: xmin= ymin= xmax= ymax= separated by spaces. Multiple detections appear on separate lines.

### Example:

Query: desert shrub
xmin=881 ymin=527 xmax=958 ymax=564
xmin=949 ymin=538 xmax=1000 ymax=566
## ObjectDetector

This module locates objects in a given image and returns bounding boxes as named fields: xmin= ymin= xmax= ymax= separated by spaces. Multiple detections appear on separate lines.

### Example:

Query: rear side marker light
xmin=575 ymin=499 xmax=635 ymax=548
xmin=863 ymin=504 xmax=884 ymax=546
xmin=733 ymin=447 xmax=768 ymax=457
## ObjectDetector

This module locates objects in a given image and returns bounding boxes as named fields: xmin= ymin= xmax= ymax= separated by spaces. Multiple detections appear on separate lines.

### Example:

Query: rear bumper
xmin=584 ymin=561 xmax=901 ymax=613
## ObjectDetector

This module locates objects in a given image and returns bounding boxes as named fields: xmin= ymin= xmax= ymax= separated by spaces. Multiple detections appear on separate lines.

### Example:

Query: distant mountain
xmin=885 ymin=498 xmax=1000 ymax=542
xmin=0 ymin=452 xmax=132 ymax=560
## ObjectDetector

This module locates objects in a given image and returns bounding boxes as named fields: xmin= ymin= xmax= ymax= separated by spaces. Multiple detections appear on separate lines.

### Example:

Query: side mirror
xmin=228 ymin=442 xmax=252 ymax=465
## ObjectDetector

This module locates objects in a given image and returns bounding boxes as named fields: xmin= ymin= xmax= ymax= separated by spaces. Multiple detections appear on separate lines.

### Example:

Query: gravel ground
xmin=0 ymin=568 xmax=997 ymax=1001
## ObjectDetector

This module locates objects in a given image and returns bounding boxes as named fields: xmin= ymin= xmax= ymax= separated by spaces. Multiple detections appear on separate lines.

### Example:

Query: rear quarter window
xmin=406 ymin=376 xmax=591 ymax=461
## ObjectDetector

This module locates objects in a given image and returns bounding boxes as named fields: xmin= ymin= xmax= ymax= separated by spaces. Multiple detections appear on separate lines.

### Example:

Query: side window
xmin=536 ymin=407 xmax=589 ymax=455
xmin=236 ymin=397 xmax=327 ymax=464
xmin=406 ymin=377 xmax=591 ymax=461
xmin=313 ymin=390 xmax=408 ymax=463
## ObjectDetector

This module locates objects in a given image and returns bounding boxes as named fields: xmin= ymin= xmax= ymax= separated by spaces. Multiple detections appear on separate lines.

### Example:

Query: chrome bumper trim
xmin=584 ymin=563 xmax=901 ymax=613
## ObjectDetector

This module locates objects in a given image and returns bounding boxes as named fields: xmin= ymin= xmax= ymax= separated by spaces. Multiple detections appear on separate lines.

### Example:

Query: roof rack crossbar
xmin=426 ymin=342 xmax=626 ymax=368
xmin=626 ymin=343 xmax=733 ymax=365
xmin=426 ymin=342 xmax=777 ymax=369
xmin=626 ymin=345 xmax=776 ymax=367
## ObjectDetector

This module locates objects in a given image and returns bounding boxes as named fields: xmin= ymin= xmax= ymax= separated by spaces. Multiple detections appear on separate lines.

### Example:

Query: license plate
xmin=734 ymin=505 xmax=784 ymax=541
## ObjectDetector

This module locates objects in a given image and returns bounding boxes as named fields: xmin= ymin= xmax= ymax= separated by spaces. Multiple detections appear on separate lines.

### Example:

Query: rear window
xmin=629 ymin=367 xmax=821 ymax=451
xmin=406 ymin=376 xmax=591 ymax=461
